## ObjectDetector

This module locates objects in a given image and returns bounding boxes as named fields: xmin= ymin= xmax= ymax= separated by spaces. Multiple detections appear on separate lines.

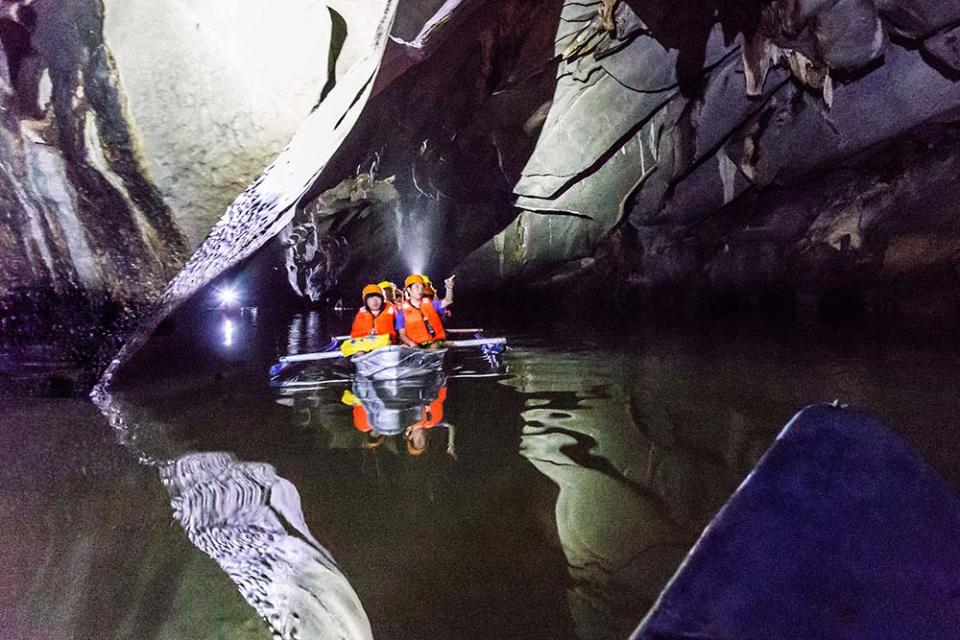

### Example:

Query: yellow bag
xmin=341 ymin=334 xmax=391 ymax=357
xmin=340 ymin=389 xmax=360 ymax=406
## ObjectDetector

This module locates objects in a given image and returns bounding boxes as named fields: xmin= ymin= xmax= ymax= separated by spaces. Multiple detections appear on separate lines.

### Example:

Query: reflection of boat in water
xmin=351 ymin=370 xmax=446 ymax=437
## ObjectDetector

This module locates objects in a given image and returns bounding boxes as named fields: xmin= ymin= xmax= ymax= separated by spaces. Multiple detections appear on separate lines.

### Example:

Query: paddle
xmin=278 ymin=337 xmax=506 ymax=364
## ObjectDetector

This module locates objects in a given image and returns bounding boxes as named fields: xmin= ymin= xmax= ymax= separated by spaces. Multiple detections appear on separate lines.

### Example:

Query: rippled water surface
xmin=3 ymin=310 xmax=960 ymax=640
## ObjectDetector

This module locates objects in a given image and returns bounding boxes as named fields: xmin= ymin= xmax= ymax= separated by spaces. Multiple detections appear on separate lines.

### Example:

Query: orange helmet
xmin=361 ymin=284 xmax=384 ymax=300
xmin=404 ymin=274 xmax=426 ymax=288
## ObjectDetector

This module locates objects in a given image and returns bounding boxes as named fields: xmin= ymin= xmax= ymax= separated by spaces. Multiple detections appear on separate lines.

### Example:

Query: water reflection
xmin=504 ymin=349 xmax=695 ymax=640
xmin=346 ymin=371 xmax=454 ymax=457
xmin=222 ymin=318 xmax=235 ymax=347
xmin=286 ymin=311 xmax=329 ymax=356
xmin=162 ymin=453 xmax=372 ymax=640
xmin=94 ymin=323 xmax=713 ymax=640
xmin=96 ymin=392 xmax=373 ymax=640
xmin=211 ymin=309 xmax=259 ymax=361
xmin=59 ymin=316 xmax=960 ymax=640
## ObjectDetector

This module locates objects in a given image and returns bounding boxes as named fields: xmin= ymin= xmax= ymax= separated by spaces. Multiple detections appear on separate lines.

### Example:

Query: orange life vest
xmin=350 ymin=305 xmax=398 ymax=341
xmin=352 ymin=404 xmax=372 ymax=432
xmin=401 ymin=299 xmax=446 ymax=344
xmin=423 ymin=295 xmax=451 ymax=318
xmin=410 ymin=386 xmax=447 ymax=429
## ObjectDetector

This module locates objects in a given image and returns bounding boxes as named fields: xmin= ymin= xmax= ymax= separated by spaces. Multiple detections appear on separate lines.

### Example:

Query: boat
xmin=632 ymin=404 xmax=960 ymax=640
xmin=352 ymin=345 xmax=446 ymax=381
xmin=269 ymin=331 xmax=505 ymax=385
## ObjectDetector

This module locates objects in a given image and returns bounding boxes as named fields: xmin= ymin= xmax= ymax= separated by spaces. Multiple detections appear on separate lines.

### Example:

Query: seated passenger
xmin=419 ymin=273 xmax=454 ymax=317
xmin=378 ymin=280 xmax=400 ymax=308
xmin=398 ymin=274 xmax=447 ymax=348
xmin=350 ymin=284 xmax=398 ymax=342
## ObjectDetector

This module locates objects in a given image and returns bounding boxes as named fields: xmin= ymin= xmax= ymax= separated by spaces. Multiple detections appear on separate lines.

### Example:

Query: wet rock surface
xmin=0 ymin=0 xmax=185 ymax=392
xmin=101 ymin=0 xmax=335 ymax=248
xmin=4 ymin=0 xmax=960 ymax=388
xmin=458 ymin=0 xmax=960 ymax=330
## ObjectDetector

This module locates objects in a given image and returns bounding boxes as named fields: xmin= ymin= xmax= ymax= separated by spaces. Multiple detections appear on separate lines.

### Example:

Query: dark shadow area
xmin=317 ymin=7 xmax=347 ymax=105
xmin=817 ymin=286 xmax=866 ymax=325
xmin=288 ymin=0 xmax=561 ymax=303
xmin=0 ymin=4 xmax=42 ymax=117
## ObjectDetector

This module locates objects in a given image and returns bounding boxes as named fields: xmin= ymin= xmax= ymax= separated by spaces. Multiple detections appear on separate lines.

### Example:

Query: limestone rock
xmin=101 ymin=0 xmax=338 ymax=249
xmin=98 ymin=0 xmax=401 ymax=388
xmin=460 ymin=0 xmax=960 ymax=332
xmin=269 ymin=0 xmax=560 ymax=302
xmin=923 ymin=24 xmax=960 ymax=75
xmin=7 ymin=0 xmax=960 ymax=389
xmin=876 ymin=0 xmax=960 ymax=40
xmin=0 ymin=0 xmax=185 ymax=386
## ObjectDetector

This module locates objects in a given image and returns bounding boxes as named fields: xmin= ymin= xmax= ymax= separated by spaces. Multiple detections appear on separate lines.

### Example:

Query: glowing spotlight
xmin=218 ymin=287 xmax=240 ymax=307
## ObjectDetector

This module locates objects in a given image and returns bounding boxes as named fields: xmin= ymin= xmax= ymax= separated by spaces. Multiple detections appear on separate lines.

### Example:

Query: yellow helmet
xmin=378 ymin=280 xmax=397 ymax=292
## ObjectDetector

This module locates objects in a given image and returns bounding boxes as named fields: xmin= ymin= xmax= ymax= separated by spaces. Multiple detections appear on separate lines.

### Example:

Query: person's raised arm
xmin=440 ymin=274 xmax=455 ymax=309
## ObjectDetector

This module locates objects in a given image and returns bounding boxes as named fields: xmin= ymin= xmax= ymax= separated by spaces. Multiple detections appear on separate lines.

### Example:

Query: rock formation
xmin=0 ymin=0 xmax=185 ymax=391
xmin=0 ymin=0 xmax=375 ymax=390
xmin=2 ymin=0 xmax=960 ymax=388
xmin=460 ymin=0 xmax=960 ymax=328
xmin=101 ymin=0 xmax=336 ymax=248
xmin=270 ymin=0 xmax=960 ymax=328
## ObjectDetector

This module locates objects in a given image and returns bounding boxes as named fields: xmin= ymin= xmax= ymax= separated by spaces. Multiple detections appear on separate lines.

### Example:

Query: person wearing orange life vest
xmin=378 ymin=280 xmax=400 ymax=308
xmin=398 ymin=274 xmax=447 ymax=348
xmin=350 ymin=284 xmax=399 ymax=342
xmin=420 ymin=274 xmax=454 ymax=319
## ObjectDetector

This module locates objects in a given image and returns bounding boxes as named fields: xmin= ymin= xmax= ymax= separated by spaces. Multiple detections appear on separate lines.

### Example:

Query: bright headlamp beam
xmin=219 ymin=288 xmax=239 ymax=305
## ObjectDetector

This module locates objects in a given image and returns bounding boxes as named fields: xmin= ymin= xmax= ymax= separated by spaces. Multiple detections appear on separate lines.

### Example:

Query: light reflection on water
xmin=3 ymin=314 xmax=960 ymax=640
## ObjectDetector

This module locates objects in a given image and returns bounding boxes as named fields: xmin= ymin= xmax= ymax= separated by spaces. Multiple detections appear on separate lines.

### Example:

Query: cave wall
xmin=268 ymin=0 xmax=960 ymax=328
xmin=0 ymin=0 xmax=186 ymax=388
xmin=0 ymin=0 xmax=390 ymax=388
xmin=95 ymin=0 xmax=402 ymax=388
xmin=101 ymin=0 xmax=337 ymax=248
xmin=455 ymin=0 xmax=960 ymax=326
xmin=5 ymin=0 xmax=960 ymax=388
xmin=280 ymin=0 xmax=561 ymax=302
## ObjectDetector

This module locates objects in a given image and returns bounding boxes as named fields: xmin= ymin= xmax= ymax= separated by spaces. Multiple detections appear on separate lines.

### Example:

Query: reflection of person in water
xmin=350 ymin=401 xmax=385 ymax=449
xmin=405 ymin=386 xmax=450 ymax=456
xmin=345 ymin=379 xmax=454 ymax=457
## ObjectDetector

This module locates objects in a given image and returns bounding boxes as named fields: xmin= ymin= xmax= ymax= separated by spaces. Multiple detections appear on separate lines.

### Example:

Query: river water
xmin=2 ymin=308 xmax=959 ymax=640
